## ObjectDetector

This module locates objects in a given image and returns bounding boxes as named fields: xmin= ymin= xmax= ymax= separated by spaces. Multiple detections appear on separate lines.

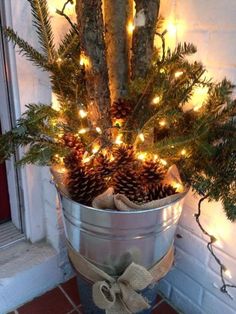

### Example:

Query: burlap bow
xmin=92 ymin=262 xmax=153 ymax=313
xmin=67 ymin=241 xmax=174 ymax=314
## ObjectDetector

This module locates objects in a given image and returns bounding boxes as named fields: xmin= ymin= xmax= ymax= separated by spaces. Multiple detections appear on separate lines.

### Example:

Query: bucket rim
xmin=58 ymin=187 xmax=188 ymax=215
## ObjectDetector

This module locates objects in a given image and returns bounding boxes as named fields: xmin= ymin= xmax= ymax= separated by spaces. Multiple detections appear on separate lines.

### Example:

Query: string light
xmin=56 ymin=57 xmax=63 ymax=64
xmin=92 ymin=144 xmax=100 ymax=154
xmin=195 ymin=196 xmax=236 ymax=299
xmin=159 ymin=119 xmax=166 ymax=127
xmin=113 ymin=119 xmax=123 ymax=127
xmin=51 ymin=93 xmax=61 ymax=111
xmin=175 ymin=71 xmax=184 ymax=78
xmin=115 ymin=134 xmax=123 ymax=145
xmin=127 ymin=21 xmax=135 ymax=35
xmin=137 ymin=152 xmax=147 ymax=161
xmin=152 ymin=96 xmax=161 ymax=105
xmin=79 ymin=109 xmax=88 ymax=118
xmin=160 ymin=68 xmax=165 ymax=74
xmin=78 ymin=128 xmax=89 ymax=134
xmin=167 ymin=21 xmax=177 ymax=37
xmin=80 ymin=54 xmax=90 ymax=67
xmin=181 ymin=148 xmax=187 ymax=156
xmin=160 ymin=159 xmax=168 ymax=166
xmin=95 ymin=127 xmax=102 ymax=134
xmin=172 ymin=182 xmax=183 ymax=192
xmin=138 ymin=133 xmax=145 ymax=142
xmin=224 ymin=269 xmax=232 ymax=279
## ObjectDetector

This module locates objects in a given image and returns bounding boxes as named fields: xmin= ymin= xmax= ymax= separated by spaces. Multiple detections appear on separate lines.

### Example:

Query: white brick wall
xmin=159 ymin=2 xmax=236 ymax=313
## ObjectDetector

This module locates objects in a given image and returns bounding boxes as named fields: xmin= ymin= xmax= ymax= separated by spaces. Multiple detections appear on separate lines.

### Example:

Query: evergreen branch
xmin=4 ymin=27 xmax=50 ymax=70
xmin=27 ymin=0 xmax=56 ymax=62
xmin=57 ymin=28 xmax=80 ymax=58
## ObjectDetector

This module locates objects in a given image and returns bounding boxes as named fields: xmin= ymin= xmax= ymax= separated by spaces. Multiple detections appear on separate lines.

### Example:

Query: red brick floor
xmin=9 ymin=277 xmax=179 ymax=314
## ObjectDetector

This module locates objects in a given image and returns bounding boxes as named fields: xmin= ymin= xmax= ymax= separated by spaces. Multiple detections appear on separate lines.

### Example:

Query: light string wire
xmin=195 ymin=195 xmax=236 ymax=299
xmin=55 ymin=0 xmax=80 ymax=36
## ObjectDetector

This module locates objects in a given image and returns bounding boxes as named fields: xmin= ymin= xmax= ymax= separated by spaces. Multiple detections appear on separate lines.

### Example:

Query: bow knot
xmin=92 ymin=263 xmax=153 ymax=314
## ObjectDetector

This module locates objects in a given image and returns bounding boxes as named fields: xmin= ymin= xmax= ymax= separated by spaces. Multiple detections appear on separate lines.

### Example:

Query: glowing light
xmin=57 ymin=166 xmax=67 ymax=174
xmin=160 ymin=68 xmax=165 ymax=74
xmin=51 ymin=93 xmax=61 ymax=111
xmin=115 ymin=134 xmax=123 ymax=145
xmin=160 ymin=159 xmax=168 ymax=166
xmin=95 ymin=127 xmax=102 ymax=134
xmin=192 ymin=86 xmax=209 ymax=111
xmin=181 ymin=149 xmax=187 ymax=156
xmin=137 ymin=152 xmax=147 ymax=161
xmin=79 ymin=109 xmax=88 ymax=118
xmin=80 ymin=54 xmax=90 ymax=67
xmin=56 ymin=57 xmax=62 ymax=64
xmin=92 ymin=145 xmax=100 ymax=154
xmin=138 ymin=133 xmax=145 ymax=142
xmin=175 ymin=71 xmax=184 ymax=78
xmin=153 ymin=154 xmax=159 ymax=161
xmin=152 ymin=96 xmax=160 ymax=105
xmin=83 ymin=156 xmax=92 ymax=164
xmin=78 ymin=128 xmax=89 ymax=134
xmin=224 ymin=269 xmax=232 ymax=279
xmin=127 ymin=21 xmax=135 ymax=35
xmin=167 ymin=21 xmax=177 ymax=37
xmin=172 ymin=182 xmax=183 ymax=192
xmin=159 ymin=120 xmax=166 ymax=127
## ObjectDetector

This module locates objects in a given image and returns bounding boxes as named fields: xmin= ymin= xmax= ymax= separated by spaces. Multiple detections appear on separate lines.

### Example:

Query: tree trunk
xmin=131 ymin=0 xmax=160 ymax=79
xmin=104 ymin=0 xmax=133 ymax=102
xmin=76 ymin=0 xmax=112 ymax=137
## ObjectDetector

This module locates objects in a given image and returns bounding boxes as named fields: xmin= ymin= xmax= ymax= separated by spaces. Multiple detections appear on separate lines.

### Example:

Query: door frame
xmin=0 ymin=2 xmax=24 ymax=231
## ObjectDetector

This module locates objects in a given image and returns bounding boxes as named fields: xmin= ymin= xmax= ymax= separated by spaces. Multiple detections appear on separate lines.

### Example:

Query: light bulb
xmin=224 ymin=269 xmax=232 ymax=279
xmin=51 ymin=93 xmax=61 ymax=111
xmin=92 ymin=145 xmax=100 ymax=154
xmin=115 ymin=134 xmax=123 ymax=145
xmin=160 ymin=159 xmax=167 ymax=166
xmin=127 ymin=21 xmax=135 ymax=35
xmin=79 ymin=109 xmax=88 ymax=118
xmin=159 ymin=120 xmax=166 ymax=127
xmin=181 ymin=149 xmax=187 ymax=156
xmin=95 ymin=127 xmax=102 ymax=134
xmin=152 ymin=96 xmax=160 ymax=105
xmin=137 ymin=152 xmax=147 ymax=161
xmin=138 ymin=133 xmax=145 ymax=142
xmin=175 ymin=71 xmax=184 ymax=78
xmin=80 ymin=54 xmax=90 ymax=67
xmin=167 ymin=21 xmax=177 ymax=36
xmin=78 ymin=128 xmax=89 ymax=134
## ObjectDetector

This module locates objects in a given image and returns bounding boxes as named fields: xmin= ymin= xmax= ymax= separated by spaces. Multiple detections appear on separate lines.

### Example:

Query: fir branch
xmin=4 ymin=27 xmax=50 ymax=70
xmin=57 ymin=28 xmax=80 ymax=59
xmin=27 ymin=0 xmax=56 ymax=62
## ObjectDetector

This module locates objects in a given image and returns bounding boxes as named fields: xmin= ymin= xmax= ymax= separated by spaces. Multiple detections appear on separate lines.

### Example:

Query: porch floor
xmin=8 ymin=277 xmax=179 ymax=314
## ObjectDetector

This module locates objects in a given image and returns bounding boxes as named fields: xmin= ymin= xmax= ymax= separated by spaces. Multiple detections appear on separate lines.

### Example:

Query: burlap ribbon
xmin=67 ymin=241 xmax=174 ymax=314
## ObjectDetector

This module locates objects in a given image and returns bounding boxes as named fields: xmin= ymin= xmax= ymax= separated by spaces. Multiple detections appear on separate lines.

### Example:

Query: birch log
xmin=76 ymin=0 xmax=112 ymax=136
xmin=131 ymin=0 xmax=160 ymax=79
xmin=104 ymin=0 xmax=133 ymax=102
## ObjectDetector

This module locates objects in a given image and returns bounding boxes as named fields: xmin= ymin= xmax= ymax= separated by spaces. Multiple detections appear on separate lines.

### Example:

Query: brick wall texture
xmin=158 ymin=2 xmax=236 ymax=313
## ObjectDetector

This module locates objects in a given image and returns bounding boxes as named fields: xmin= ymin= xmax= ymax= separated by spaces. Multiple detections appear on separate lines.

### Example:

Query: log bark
xmin=104 ymin=0 xmax=133 ymax=102
xmin=131 ymin=0 xmax=160 ymax=80
xmin=76 ymin=0 xmax=112 ymax=136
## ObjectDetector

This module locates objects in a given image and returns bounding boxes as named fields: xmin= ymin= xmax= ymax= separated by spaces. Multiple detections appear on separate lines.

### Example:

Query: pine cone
xmin=112 ymin=167 xmax=147 ymax=204
xmin=62 ymin=133 xmax=85 ymax=170
xmin=110 ymin=98 xmax=132 ymax=119
xmin=141 ymin=160 xmax=165 ymax=187
xmin=93 ymin=153 xmax=114 ymax=176
xmin=62 ymin=133 xmax=84 ymax=150
xmin=147 ymin=183 xmax=177 ymax=202
xmin=112 ymin=144 xmax=135 ymax=169
xmin=67 ymin=166 xmax=107 ymax=205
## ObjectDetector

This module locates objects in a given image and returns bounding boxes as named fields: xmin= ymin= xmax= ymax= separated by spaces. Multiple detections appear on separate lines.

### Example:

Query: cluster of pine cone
xmin=61 ymin=133 xmax=177 ymax=206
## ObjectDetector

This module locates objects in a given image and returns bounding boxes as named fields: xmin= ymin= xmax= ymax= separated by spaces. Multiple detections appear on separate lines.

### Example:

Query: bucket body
xmin=61 ymin=194 xmax=185 ymax=276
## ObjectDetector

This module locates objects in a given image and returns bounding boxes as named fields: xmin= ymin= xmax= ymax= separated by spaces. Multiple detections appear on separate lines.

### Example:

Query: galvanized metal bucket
xmin=60 ymin=192 xmax=186 ymax=276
